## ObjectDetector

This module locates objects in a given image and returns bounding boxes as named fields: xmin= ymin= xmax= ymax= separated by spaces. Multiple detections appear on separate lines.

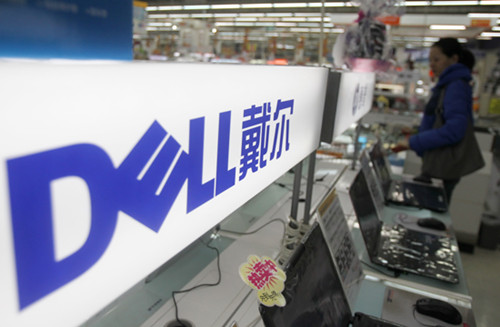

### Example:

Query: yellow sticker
xmin=239 ymin=255 xmax=286 ymax=307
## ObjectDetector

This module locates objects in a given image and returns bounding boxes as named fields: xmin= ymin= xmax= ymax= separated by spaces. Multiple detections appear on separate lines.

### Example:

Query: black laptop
xmin=368 ymin=141 xmax=448 ymax=213
xmin=349 ymin=169 xmax=459 ymax=284
xmin=259 ymin=222 xmax=405 ymax=327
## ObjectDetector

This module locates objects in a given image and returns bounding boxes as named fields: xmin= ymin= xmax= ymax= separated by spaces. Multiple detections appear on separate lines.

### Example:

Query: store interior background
xmin=134 ymin=1 xmax=500 ymax=326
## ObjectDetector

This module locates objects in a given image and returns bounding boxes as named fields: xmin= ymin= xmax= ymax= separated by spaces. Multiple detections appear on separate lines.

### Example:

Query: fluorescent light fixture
xmin=148 ymin=14 xmax=168 ymax=19
xmin=274 ymin=2 xmax=308 ymax=8
xmin=146 ymin=6 xmax=158 ymax=11
xmin=266 ymin=13 xmax=294 ymax=17
xmin=458 ymin=38 xmax=467 ymax=43
xmin=283 ymin=17 xmax=308 ymax=22
xmin=468 ymin=13 xmax=500 ymax=18
xmin=298 ymin=23 xmax=321 ymax=27
xmin=309 ymin=2 xmax=346 ymax=7
xmin=211 ymin=4 xmax=241 ymax=9
xmin=429 ymin=24 xmax=466 ymax=30
xmin=260 ymin=17 xmax=280 ymax=22
xmin=148 ymin=22 xmax=172 ymax=27
xmin=215 ymin=22 xmax=234 ymax=27
xmin=331 ymin=28 xmax=345 ymax=33
xmin=191 ymin=14 xmax=213 ymax=18
xmin=157 ymin=6 xmax=183 ymax=10
xmin=183 ymin=5 xmax=211 ymax=10
xmin=276 ymin=22 xmax=297 ymax=27
xmin=290 ymin=28 xmax=311 ymax=33
xmin=255 ymin=22 xmax=276 ymax=27
xmin=324 ymin=23 xmax=335 ymax=28
xmin=234 ymin=22 xmax=255 ymax=26
xmin=235 ymin=17 xmax=258 ymax=21
xmin=213 ymin=13 xmax=239 ymax=17
xmin=481 ymin=32 xmax=500 ymax=36
xmin=239 ymin=13 xmax=266 ymax=17
xmin=492 ymin=26 xmax=500 ymax=31
xmin=405 ymin=1 xmax=431 ymax=6
xmin=294 ymin=12 xmax=322 ymax=16
xmin=432 ymin=1 xmax=478 ymax=5
xmin=241 ymin=3 xmax=273 ymax=9
xmin=169 ymin=14 xmax=189 ymax=18
xmin=308 ymin=17 xmax=331 ymax=22
xmin=481 ymin=0 xmax=500 ymax=4
xmin=477 ymin=36 xmax=493 ymax=40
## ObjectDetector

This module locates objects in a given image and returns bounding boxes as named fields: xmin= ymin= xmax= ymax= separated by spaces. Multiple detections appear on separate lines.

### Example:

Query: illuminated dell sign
xmin=7 ymin=99 xmax=294 ymax=309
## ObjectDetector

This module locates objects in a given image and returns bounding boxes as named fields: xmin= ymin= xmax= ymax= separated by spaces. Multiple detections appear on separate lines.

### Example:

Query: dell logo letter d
xmin=7 ymin=144 xmax=118 ymax=310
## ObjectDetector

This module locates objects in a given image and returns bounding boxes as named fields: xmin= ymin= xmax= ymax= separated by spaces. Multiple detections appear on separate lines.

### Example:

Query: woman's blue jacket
xmin=409 ymin=63 xmax=473 ymax=157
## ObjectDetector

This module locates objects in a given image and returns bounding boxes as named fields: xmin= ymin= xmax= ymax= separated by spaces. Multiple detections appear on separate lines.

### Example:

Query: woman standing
xmin=397 ymin=38 xmax=477 ymax=203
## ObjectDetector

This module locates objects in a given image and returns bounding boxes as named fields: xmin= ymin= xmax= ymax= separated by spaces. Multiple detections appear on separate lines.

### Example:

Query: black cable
xmin=172 ymin=241 xmax=221 ymax=327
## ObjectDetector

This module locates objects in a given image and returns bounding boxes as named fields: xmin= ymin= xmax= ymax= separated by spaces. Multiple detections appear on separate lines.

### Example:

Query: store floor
xmin=461 ymin=247 xmax=500 ymax=327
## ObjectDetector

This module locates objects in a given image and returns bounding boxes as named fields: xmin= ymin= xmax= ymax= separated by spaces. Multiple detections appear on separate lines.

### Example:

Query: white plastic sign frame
xmin=0 ymin=61 xmax=329 ymax=327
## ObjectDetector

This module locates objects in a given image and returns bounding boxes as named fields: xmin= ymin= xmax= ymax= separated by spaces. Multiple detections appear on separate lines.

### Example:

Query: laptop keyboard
xmin=376 ymin=225 xmax=459 ymax=283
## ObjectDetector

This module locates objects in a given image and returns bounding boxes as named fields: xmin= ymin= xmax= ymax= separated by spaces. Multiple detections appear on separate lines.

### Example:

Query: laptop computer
xmin=259 ymin=222 xmax=405 ymax=327
xmin=349 ymin=169 xmax=459 ymax=284
xmin=368 ymin=141 xmax=448 ymax=213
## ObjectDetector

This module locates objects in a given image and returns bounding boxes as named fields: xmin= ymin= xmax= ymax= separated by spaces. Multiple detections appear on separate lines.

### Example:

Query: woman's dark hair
xmin=460 ymin=48 xmax=475 ymax=71
xmin=432 ymin=37 xmax=462 ymax=58
xmin=432 ymin=37 xmax=475 ymax=71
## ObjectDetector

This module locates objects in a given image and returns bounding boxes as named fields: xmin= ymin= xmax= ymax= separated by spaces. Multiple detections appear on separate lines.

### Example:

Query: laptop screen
xmin=368 ymin=142 xmax=392 ymax=197
xmin=259 ymin=223 xmax=352 ymax=327
xmin=349 ymin=170 xmax=382 ymax=259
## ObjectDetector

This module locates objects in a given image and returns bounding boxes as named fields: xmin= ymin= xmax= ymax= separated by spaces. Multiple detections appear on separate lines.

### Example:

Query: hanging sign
xmin=0 ymin=61 xmax=329 ymax=327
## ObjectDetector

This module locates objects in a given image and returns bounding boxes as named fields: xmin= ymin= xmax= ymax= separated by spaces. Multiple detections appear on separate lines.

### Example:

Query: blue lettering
xmin=7 ymin=115 xmax=236 ymax=309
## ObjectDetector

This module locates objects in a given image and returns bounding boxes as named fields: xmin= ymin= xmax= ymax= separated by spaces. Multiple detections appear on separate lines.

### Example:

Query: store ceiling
xmin=144 ymin=1 xmax=500 ymax=47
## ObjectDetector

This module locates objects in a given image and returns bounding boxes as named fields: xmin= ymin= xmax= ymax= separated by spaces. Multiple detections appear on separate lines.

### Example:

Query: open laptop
xmin=349 ymin=169 xmax=459 ymax=284
xmin=259 ymin=222 xmax=405 ymax=327
xmin=368 ymin=141 xmax=448 ymax=213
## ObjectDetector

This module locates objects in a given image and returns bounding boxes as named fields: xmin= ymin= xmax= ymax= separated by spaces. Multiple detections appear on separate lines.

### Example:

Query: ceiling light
xmin=267 ymin=13 xmax=294 ymax=17
xmin=468 ymin=13 xmax=500 ymax=18
xmin=290 ymin=28 xmax=311 ymax=33
xmin=429 ymin=24 xmax=466 ymax=30
xmin=182 ymin=5 xmax=210 ymax=10
xmin=148 ymin=14 xmax=168 ymax=19
xmin=432 ymin=1 xmax=478 ymax=5
xmin=283 ymin=17 xmax=308 ymax=22
xmin=213 ymin=13 xmax=239 ymax=18
xmin=235 ymin=17 xmax=258 ymax=21
xmin=309 ymin=2 xmax=346 ymax=7
xmin=191 ymin=14 xmax=213 ymax=18
xmin=404 ymin=1 xmax=431 ymax=6
xmin=298 ymin=23 xmax=321 ymax=27
xmin=274 ymin=3 xmax=308 ymax=8
xmin=239 ymin=13 xmax=266 ymax=17
xmin=255 ymin=22 xmax=277 ymax=27
xmin=241 ymin=3 xmax=273 ymax=9
xmin=276 ymin=22 xmax=297 ymax=27
xmin=211 ymin=4 xmax=241 ymax=9
xmin=481 ymin=0 xmax=500 ymax=4
xmin=169 ymin=14 xmax=189 ymax=18
xmin=481 ymin=32 xmax=500 ymax=36
xmin=492 ymin=26 xmax=500 ymax=31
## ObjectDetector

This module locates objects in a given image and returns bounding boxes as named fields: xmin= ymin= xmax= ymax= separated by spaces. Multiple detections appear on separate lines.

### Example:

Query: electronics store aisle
xmin=461 ymin=248 xmax=500 ymax=327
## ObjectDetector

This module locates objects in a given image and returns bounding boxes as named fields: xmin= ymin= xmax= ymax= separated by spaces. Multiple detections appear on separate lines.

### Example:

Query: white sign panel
xmin=0 ymin=61 xmax=329 ymax=327
xmin=333 ymin=71 xmax=375 ymax=138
